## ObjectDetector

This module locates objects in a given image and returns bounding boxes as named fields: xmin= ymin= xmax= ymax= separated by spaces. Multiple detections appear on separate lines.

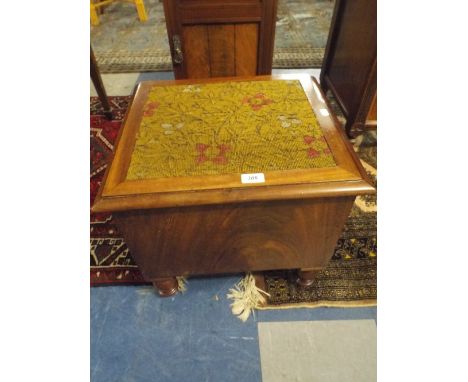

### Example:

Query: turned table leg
xmin=152 ymin=277 xmax=178 ymax=297
xmin=90 ymin=46 xmax=113 ymax=120
xmin=297 ymin=268 xmax=321 ymax=287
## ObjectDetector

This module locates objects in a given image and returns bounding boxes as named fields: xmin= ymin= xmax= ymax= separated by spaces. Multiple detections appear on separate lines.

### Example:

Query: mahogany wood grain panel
xmin=113 ymin=196 xmax=355 ymax=279
xmin=182 ymin=25 xmax=211 ymax=78
xmin=235 ymin=23 xmax=259 ymax=76
xmin=109 ymin=167 xmax=358 ymax=196
xmin=94 ymin=178 xmax=373 ymax=212
xmin=207 ymin=24 xmax=236 ymax=77
xmin=179 ymin=0 xmax=262 ymax=24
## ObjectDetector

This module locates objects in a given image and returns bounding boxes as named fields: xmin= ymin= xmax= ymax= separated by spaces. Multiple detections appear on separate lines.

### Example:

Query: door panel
xmin=182 ymin=25 xmax=210 ymax=78
xmin=163 ymin=0 xmax=277 ymax=79
xmin=235 ymin=23 xmax=259 ymax=76
xmin=207 ymin=24 xmax=236 ymax=77
xmin=181 ymin=23 xmax=259 ymax=78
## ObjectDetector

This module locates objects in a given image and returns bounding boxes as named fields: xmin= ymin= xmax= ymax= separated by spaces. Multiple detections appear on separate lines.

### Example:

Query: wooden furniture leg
xmin=90 ymin=3 xmax=100 ymax=26
xmin=297 ymin=268 xmax=321 ymax=287
xmin=90 ymin=46 xmax=113 ymax=120
xmin=135 ymin=0 xmax=148 ymax=22
xmin=320 ymin=81 xmax=329 ymax=94
xmin=152 ymin=277 xmax=178 ymax=297
xmin=90 ymin=0 xmax=148 ymax=26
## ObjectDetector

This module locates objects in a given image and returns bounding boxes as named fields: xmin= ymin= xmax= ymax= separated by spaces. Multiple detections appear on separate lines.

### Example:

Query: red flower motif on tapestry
xmin=212 ymin=144 xmax=231 ymax=165
xmin=303 ymin=135 xmax=332 ymax=159
xmin=303 ymin=135 xmax=316 ymax=145
xmin=143 ymin=101 xmax=160 ymax=117
xmin=307 ymin=148 xmax=320 ymax=158
xmin=195 ymin=143 xmax=232 ymax=165
xmin=196 ymin=143 xmax=209 ymax=164
xmin=242 ymin=93 xmax=273 ymax=111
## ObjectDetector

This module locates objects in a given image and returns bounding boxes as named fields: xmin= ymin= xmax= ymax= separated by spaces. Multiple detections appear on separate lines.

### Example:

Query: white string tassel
xmin=176 ymin=276 xmax=187 ymax=293
xmin=227 ymin=273 xmax=270 ymax=322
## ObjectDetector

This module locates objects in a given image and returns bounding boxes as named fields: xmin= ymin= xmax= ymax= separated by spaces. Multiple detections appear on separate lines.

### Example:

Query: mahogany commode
xmin=92 ymin=74 xmax=375 ymax=296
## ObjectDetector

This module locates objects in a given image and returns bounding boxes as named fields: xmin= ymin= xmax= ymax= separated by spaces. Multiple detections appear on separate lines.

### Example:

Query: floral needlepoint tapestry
xmin=126 ymin=80 xmax=336 ymax=180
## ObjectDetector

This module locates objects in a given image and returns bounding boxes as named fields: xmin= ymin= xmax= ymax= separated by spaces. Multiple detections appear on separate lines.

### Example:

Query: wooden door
xmin=163 ymin=0 xmax=278 ymax=79
xmin=320 ymin=0 xmax=377 ymax=136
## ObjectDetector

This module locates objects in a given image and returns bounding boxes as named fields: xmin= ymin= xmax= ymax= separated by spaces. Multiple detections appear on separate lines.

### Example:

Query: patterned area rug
xmin=91 ymin=96 xmax=146 ymax=284
xmin=90 ymin=96 xmax=376 ymax=309
xmin=91 ymin=0 xmax=334 ymax=73
xmin=259 ymin=175 xmax=376 ymax=308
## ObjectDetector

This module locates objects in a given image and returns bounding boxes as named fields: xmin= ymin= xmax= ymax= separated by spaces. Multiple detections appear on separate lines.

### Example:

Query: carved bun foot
xmin=296 ymin=269 xmax=320 ymax=287
xmin=152 ymin=277 xmax=178 ymax=297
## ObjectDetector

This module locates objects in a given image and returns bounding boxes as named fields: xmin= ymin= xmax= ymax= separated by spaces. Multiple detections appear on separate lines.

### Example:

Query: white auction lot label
xmin=241 ymin=173 xmax=265 ymax=184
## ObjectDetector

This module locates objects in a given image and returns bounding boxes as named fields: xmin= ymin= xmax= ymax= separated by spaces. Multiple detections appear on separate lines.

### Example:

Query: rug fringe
xmin=176 ymin=276 xmax=187 ymax=293
xmin=256 ymin=300 xmax=377 ymax=310
xmin=227 ymin=273 xmax=270 ymax=322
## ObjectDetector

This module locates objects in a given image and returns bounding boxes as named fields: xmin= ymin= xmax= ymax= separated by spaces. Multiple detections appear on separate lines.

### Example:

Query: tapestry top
xmin=126 ymin=80 xmax=336 ymax=180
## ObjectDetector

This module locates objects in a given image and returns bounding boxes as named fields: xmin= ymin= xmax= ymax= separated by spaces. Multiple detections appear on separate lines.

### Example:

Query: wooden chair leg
xmin=345 ymin=119 xmax=355 ymax=139
xmin=135 ymin=0 xmax=148 ymax=22
xmin=90 ymin=4 xmax=100 ymax=26
xmin=90 ymin=46 xmax=113 ymax=120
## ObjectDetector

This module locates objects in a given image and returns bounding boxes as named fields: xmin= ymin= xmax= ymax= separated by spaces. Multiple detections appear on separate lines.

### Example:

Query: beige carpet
xmin=91 ymin=0 xmax=335 ymax=72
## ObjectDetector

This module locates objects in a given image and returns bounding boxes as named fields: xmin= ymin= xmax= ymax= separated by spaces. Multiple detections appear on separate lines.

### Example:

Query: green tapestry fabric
xmin=126 ymin=80 xmax=336 ymax=180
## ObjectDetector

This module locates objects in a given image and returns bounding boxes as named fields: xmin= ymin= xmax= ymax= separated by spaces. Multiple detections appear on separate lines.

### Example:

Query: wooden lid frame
xmin=92 ymin=74 xmax=375 ymax=212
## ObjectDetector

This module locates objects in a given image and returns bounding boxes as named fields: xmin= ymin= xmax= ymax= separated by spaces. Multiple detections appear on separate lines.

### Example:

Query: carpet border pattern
xmin=95 ymin=48 xmax=325 ymax=73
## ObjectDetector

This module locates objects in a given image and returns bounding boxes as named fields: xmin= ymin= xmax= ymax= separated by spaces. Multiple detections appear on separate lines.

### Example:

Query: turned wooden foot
xmin=297 ymin=269 xmax=321 ymax=287
xmin=103 ymin=110 xmax=113 ymax=120
xmin=152 ymin=277 xmax=178 ymax=297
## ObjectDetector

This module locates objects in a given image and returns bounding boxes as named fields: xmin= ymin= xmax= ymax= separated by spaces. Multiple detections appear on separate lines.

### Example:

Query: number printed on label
xmin=241 ymin=173 xmax=265 ymax=184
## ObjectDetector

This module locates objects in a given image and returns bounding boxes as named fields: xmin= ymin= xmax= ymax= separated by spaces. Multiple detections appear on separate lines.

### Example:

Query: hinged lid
xmin=92 ymin=74 xmax=374 ymax=212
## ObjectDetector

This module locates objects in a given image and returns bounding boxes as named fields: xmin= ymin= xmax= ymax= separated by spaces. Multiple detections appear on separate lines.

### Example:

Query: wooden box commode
xmin=92 ymin=74 xmax=375 ymax=296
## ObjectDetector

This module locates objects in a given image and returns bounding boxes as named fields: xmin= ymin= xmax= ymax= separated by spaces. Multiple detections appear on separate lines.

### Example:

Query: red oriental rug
xmin=90 ymin=97 xmax=147 ymax=285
